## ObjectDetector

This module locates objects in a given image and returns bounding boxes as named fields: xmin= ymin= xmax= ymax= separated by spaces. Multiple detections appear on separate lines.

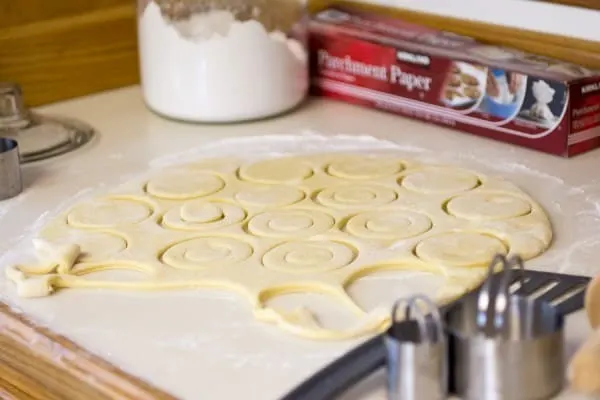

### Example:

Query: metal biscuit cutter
xmin=446 ymin=254 xmax=565 ymax=400
xmin=281 ymin=254 xmax=590 ymax=400
xmin=385 ymin=294 xmax=447 ymax=400
xmin=0 ymin=137 xmax=22 ymax=200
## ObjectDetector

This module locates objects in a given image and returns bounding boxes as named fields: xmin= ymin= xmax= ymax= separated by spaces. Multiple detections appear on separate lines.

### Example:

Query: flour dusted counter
xmin=0 ymin=87 xmax=597 ymax=399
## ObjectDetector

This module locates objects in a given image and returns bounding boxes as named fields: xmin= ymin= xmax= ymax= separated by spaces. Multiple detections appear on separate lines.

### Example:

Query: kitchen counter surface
xmin=0 ymin=86 xmax=598 ymax=399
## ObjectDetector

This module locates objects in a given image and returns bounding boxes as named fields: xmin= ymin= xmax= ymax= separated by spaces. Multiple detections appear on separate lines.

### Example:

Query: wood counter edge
xmin=0 ymin=302 xmax=176 ymax=400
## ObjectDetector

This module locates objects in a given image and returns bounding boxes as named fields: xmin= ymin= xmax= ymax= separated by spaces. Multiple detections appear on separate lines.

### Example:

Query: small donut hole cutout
xmin=234 ymin=185 xmax=306 ymax=208
xmin=261 ymin=240 xmax=358 ymax=274
xmin=161 ymin=200 xmax=247 ymax=232
xmin=237 ymin=157 xmax=314 ymax=184
xmin=324 ymin=155 xmax=405 ymax=180
xmin=412 ymin=231 xmax=509 ymax=268
xmin=244 ymin=209 xmax=335 ymax=239
xmin=345 ymin=264 xmax=446 ymax=314
xmin=312 ymin=184 xmax=398 ymax=209
xmin=259 ymin=287 xmax=360 ymax=333
xmin=144 ymin=171 xmax=225 ymax=200
xmin=442 ymin=192 xmax=533 ymax=221
xmin=398 ymin=168 xmax=482 ymax=194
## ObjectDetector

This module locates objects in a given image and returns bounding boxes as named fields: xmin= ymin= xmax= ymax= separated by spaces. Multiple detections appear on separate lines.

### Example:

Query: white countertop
xmin=0 ymin=86 xmax=598 ymax=399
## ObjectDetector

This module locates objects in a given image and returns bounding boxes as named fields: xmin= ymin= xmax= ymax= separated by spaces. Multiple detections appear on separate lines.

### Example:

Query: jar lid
xmin=0 ymin=83 xmax=95 ymax=163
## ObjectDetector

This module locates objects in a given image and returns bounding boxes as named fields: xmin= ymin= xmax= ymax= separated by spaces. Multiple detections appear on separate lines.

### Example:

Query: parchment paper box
xmin=309 ymin=5 xmax=600 ymax=157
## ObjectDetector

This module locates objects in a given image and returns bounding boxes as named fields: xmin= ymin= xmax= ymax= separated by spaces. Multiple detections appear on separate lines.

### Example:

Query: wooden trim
xmin=542 ymin=0 xmax=600 ymax=10
xmin=308 ymin=0 xmax=600 ymax=70
xmin=0 ymin=302 xmax=176 ymax=400
xmin=3 ymin=0 xmax=599 ymax=107
xmin=0 ymin=4 xmax=139 ymax=107
xmin=0 ymin=0 xmax=131 ymax=28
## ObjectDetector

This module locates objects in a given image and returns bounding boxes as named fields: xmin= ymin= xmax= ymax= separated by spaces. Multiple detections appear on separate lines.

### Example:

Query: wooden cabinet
xmin=0 ymin=0 xmax=139 ymax=106
xmin=1 ymin=0 xmax=599 ymax=107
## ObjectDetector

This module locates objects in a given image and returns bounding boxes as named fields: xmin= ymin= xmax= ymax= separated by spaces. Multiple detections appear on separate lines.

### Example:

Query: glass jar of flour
xmin=137 ymin=0 xmax=308 ymax=122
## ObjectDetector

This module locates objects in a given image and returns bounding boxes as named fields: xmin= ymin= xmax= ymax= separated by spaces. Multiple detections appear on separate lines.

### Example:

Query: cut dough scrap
xmin=162 ymin=237 xmax=253 ymax=270
xmin=146 ymin=171 xmax=224 ymax=199
xmin=262 ymin=240 xmax=356 ymax=273
xmin=402 ymin=168 xmax=480 ymax=194
xmin=6 ymin=239 xmax=82 ymax=297
xmin=5 ymin=152 xmax=552 ymax=340
xmin=248 ymin=209 xmax=334 ymax=238
xmin=327 ymin=155 xmax=404 ymax=179
xmin=235 ymin=185 xmax=305 ymax=208
xmin=447 ymin=192 xmax=532 ymax=220
xmin=7 ymin=270 xmax=55 ymax=298
xmin=239 ymin=157 xmax=313 ymax=184
xmin=346 ymin=210 xmax=432 ymax=240
xmin=67 ymin=198 xmax=152 ymax=227
xmin=316 ymin=184 xmax=397 ymax=209
xmin=33 ymin=239 xmax=81 ymax=274
xmin=415 ymin=232 xmax=507 ymax=267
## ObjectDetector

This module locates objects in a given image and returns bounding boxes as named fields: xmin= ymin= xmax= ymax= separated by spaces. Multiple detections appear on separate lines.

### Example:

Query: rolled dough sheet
xmin=6 ymin=152 xmax=551 ymax=340
xmin=1 ymin=128 xmax=598 ymax=400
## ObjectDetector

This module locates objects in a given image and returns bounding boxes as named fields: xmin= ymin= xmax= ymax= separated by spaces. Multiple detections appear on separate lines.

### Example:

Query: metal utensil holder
xmin=446 ymin=254 xmax=565 ymax=400
xmin=384 ymin=294 xmax=447 ymax=400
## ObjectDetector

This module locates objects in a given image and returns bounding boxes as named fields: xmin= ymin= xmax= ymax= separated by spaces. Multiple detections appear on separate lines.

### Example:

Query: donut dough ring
xmin=6 ymin=153 xmax=553 ymax=340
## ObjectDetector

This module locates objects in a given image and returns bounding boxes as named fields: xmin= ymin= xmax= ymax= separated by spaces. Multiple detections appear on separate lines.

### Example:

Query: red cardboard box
xmin=309 ymin=6 xmax=600 ymax=157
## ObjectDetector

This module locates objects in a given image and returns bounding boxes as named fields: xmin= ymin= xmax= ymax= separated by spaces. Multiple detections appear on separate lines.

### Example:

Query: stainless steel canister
xmin=447 ymin=254 xmax=565 ymax=400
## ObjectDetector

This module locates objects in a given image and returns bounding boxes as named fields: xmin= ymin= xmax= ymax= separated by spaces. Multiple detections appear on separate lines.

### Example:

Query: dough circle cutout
xmin=326 ymin=155 xmax=404 ymax=179
xmin=402 ymin=168 xmax=480 ymax=194
xmin=446 ymin=192 xmax=532 ymax=220
xmin=316 ymin=184 xmax=397 ymax=209
xmin=67 ymin=198 xmax=151 ymax=227
xmin=346 ymin=210 xmax=432 ymax=240
xmin=415 ymin=232 xmax=507 ymax=267
xmin=162 ymin=201 xmax=246 ymax=231
xmin=239 ymin=157 xmax=313 ymax=184
xmin=262 ymin=240 xmax=355 ymax=273
xmin=162 ymin=237 xmax=253 ymax=270
xmin=248 ymin=209 xmax=334 ymax=238
xmin=235 ymin=185 xmax=305 ymax=208
xmin=146 ymin=172 xmax=224 ymax=200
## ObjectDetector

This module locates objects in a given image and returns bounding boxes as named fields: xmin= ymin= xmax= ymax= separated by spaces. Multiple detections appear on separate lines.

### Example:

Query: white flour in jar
xmin=138 ymin=2 xmax=308 ymax=122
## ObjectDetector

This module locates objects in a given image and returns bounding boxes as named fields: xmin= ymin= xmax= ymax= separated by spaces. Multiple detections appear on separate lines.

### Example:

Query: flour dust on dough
xmin=6 ymin=153 xmax=552 ymax=340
